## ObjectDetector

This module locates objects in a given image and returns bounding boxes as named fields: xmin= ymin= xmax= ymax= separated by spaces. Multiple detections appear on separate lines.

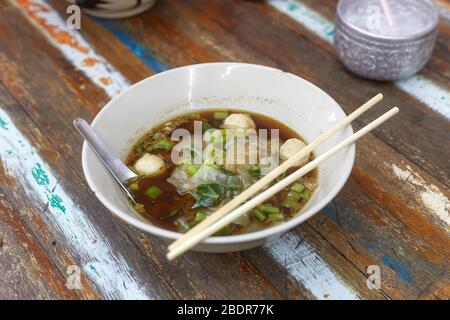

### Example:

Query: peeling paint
xmin=391 ymin=163 xmax=450 ymax=228
xmin=11 ymin=0 xmax=365 ymax=299
xmin=11 ymin=0 xmax=130 ymax=97
xmin=381 ymin=255 xmax=412 ymax=285
xmin=0 ymin=107 xmax=151 ymax=299
xmin=265 ymin=232 xmax=360 ymax=300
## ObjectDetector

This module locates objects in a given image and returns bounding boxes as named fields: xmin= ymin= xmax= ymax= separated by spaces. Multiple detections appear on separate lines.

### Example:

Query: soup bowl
xmin=82 ymin=63 xmax=355 ymax=253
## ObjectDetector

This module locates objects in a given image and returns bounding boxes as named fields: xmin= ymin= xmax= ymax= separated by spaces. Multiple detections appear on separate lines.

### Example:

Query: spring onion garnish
xmin=254 ymin=208 xmax=267 ymax=221
xmin=248 ymin=167 xmax=261 ymax=178
xmin=195 ymin=212 xmax=207 ymax=223
xmin=291 ymin=182 xmax=305 ymax=193
xmin=154 ymin=138 xmax=173 ymax=150
xmin=282 ymin=190 xmax=302 ymax=208
xmin=301 ymin=188 xmax=312 ymax=201
xmin=145 ymin=186 xmax=161 ymax=199
xmin=269 ymin=213 xmax=285 ymax=221
xmin=202 ymin=122 xmax=214 ymax=132
xmin=258 ymin=204 xmax=280 ymax=214
xmin=214 ymin=111 xmax=229 ymax=120
xmin=185 ymin=164 xmax=199 ymax=176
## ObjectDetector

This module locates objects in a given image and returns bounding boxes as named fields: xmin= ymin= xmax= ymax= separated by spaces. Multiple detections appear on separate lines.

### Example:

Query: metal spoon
xmin=73 ymin=118 xmax=138 ymax=203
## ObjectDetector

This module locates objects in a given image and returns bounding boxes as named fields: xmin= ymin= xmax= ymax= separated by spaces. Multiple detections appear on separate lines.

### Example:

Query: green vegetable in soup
xmin=185 ymin=164 xmax=199 ymax=176
xmin=195 ymin=212 xmax=207 ymax=222
xmin=154 ymin=138 xmax=173 ymax=150
xmin=291 ymin=182 xmax=305 ymax=193
xmin=145 ymin=186 xmax=161 ymax=199
xmin=269 ymin=213 xmax=285 ymax=221
xmin=301 ymin=188 xmax=312 ymax=201
xmin=202 ymin=122 xmax=214 ymax=132
xmin=282 ymin=190 xmax=302 ymax=208
xmin=192 ymin=183 xmax=225 ymax=208
xmin=254 ymin=208 xmax=267 ymax=222
xmin=215 ymin=223 xmax=234 ymax=236
xmin=258 ymin=204 xmax=280 ymax=214
xmin=248 ymin=167 xmax=261 ymax=178
xmin=213 ymin=111 xmax=228 ymax=120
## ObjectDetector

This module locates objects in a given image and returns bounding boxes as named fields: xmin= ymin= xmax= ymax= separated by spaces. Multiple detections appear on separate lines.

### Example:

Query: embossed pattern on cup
xmin=334 ymin=0 xmax=439 ymax=81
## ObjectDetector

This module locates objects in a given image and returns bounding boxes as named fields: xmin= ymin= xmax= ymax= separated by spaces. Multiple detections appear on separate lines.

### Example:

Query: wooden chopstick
xmin=167 ymin=107 xmax=399 ymax=260
xmin=168 ymin=93 xmax=383 ymax=251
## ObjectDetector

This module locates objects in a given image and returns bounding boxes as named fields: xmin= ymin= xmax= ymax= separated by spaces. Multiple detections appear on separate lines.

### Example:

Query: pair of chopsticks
xmin=167 ymin=94 xmax=398 ymax=260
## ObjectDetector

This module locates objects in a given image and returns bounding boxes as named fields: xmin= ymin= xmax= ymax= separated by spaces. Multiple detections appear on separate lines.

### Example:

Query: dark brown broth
xmin=126 ymin=110 xmax=317 ymax=234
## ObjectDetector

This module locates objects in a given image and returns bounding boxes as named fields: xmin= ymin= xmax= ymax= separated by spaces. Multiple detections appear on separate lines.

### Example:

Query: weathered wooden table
xmin=0 ymin=0 xmax=449 ymax=300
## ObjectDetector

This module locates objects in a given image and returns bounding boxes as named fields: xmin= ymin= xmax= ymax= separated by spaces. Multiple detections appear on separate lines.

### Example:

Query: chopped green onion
xmin=287 ymin=191 xmax=302 ymax=201
xmin=301 ymin=188 xmax=312 ymax=201
xmin=202 ymin=122 xmax=214 ymax=132
xmin=152 ymin=132 xmax=163 ymax=141
xmin=254 ymin=209 xmax=267 ymax=221
xmin=282 ymin=190 xmax=302 ymax=208
xmin=258 ymin=204 xmax=280 ymax=214
xmin=154 ymin=138 xmax=173 ymax=150
xmin=282 ymin=198 xmax=298 ymax=209
xmin=291 ymin=183 xmax=305 ymax=193
xmin=215 ymin=223 xmax=234 ymax=236
xmin=185 ymin=164 xmax=199 ymax=176
xmin=248 ymin=167 xmax=261 ymax=178
xmin=214 ymin=111 xmax=229 ymax=120
xmin=195 ymin=212 xmax=207 ymax=222
xmin=269 ymin=213 xmax=285 ymax=221
xmin=145 ymin=186 xmax=161 ymax=199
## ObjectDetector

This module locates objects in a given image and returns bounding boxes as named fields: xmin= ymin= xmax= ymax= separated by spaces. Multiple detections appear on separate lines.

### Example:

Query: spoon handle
xmin=73 ymin=118 xmax=137 ymax=184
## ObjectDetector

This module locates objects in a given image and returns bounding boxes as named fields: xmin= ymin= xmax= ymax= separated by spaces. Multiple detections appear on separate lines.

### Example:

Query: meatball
xmin=134 ymin=153 xmax=165 ymax=176
xmin=280 ymin=138 xmax=310 ymax=166
xmin=223 ymin=113 xmax=256 ymax=130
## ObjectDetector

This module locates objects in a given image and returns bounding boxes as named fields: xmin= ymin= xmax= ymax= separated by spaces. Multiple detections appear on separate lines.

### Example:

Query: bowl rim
xmin=82 ymin=62 xmax=355 ymax=245
xmin=336 ymin=0 xmax=439 ymax=42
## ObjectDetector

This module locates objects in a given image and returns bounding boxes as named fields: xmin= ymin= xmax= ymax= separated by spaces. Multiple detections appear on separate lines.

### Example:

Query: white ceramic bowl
xmin=82 ymin=63 xmax=355 ymax=253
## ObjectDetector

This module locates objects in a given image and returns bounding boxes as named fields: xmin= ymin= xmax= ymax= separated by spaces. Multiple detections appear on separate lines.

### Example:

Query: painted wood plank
xmin=0 ymin=192 xmax=79 ymax=299
xmin=79 ymin=0 xmax=450 ymax=300
xmin=0 ymin=106 xmax=152 ymax=300
xmin=0 ymin=1 xmax=287 ymax=300
xmin=5 ymin=0 xmax=369 ymax=300
xmin=49 ymin=0 xmax=450 ymax=300
xmin=10 ymin=0 xmax=130 ymax=97
xmin=4 ymin=0 xmax=450 ymax=298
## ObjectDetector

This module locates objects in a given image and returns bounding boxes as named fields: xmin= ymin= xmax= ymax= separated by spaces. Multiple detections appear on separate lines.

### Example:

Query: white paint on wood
xmin=391 ymin=163 xmax=450 ymax=228
xmin=0 ymin=107 xmax=151 ymax=299
xmin=265 ymin=232 xmax=360 ymax=300
xmin=10 ymin=0 xmax=130 ymax=98
xmin=10 ymin=0 xmax=364 ymax=299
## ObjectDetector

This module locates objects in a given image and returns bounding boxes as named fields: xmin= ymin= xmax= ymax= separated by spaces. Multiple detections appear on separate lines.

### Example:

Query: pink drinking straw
xmin=379 ymin=0 xmax=400 ymax=36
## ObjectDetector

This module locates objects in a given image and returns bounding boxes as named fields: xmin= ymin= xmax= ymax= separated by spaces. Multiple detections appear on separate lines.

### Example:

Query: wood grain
xmin=0 ymin=0 xmax=448 ymax=299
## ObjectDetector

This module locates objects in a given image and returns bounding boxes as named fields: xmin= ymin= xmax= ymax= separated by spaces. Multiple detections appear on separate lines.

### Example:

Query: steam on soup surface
xmin=125 ymin=110 xmax=317 ymax=236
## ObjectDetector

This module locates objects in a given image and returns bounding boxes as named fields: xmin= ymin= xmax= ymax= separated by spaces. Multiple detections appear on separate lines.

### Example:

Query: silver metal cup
xmin=334 ymin=0 xmax=439 ymax=81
